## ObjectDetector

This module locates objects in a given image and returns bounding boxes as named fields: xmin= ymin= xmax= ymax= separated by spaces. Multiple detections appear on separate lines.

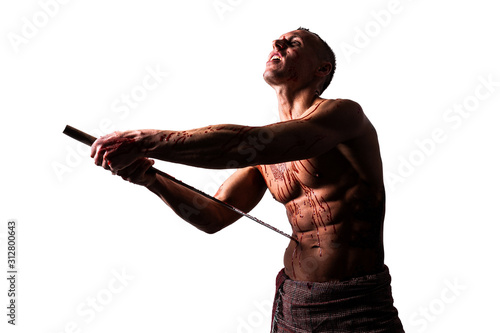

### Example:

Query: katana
xmin=63 ymin=125 xmax=298 ymax=243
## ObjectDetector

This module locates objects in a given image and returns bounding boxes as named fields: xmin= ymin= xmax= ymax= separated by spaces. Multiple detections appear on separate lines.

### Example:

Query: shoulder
xmin=305 ymin=98 xmax=366 ymax=128
xmin=320 ymin=98 xmax=363 ymax=113
xmin=303 ymin=98 xmax=363 ymax=118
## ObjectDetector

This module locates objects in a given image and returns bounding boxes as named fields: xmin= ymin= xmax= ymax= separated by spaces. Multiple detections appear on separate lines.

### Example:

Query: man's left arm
xmin=91 ymin=99 xmax=367 ymax=171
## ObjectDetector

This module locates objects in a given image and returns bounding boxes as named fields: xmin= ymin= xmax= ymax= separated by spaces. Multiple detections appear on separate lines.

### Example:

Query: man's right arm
xmin=145 ymin=166 xmax=267 ymax=234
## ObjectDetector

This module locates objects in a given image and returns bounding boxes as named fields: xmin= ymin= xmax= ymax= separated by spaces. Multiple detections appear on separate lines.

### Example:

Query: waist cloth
xmin=271 ymin=265 xmax=405 ymax=332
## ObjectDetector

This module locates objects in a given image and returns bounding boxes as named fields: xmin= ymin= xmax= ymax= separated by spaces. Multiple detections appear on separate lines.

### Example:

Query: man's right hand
xmin=113 ymin=157 xmax=156 ymax=187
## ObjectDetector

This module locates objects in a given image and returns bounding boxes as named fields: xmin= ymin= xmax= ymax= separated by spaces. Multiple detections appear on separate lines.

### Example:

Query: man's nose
xmin=272 ymin=38 xmax=287 ymax=50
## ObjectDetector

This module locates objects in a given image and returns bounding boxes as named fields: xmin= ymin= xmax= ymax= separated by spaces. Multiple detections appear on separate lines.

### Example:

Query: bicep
xmin=212 ymin=166 xmax=267 ymax=228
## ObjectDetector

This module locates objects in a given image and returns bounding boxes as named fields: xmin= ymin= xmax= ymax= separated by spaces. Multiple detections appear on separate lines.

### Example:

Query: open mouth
xmin=268 ymin=53 xmax=283 ymax=63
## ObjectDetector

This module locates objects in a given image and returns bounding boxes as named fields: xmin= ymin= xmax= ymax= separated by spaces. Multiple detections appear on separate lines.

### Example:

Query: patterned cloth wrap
xmin=271 ymin=266 xmax=405 ymax=332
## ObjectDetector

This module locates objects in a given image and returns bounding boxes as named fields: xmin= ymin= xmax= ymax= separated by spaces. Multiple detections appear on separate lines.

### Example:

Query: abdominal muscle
xmin=283 ymin=220 xmax=384 ymax=282
xmin=259 ymin=159 xmax=385 ymax=282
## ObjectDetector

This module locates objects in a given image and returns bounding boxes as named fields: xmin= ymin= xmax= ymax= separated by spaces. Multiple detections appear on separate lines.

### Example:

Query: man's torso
xmin=257 ymin=100 xmax=386 ymax=282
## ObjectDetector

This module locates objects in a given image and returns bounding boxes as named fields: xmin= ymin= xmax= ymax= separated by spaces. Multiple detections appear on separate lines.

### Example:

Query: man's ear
xmin=316 ymin=62 xmax=332 ymax=77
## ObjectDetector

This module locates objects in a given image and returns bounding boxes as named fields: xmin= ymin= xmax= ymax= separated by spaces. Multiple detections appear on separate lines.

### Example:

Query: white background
xmin=1 ymin=0 xmax=499 ymax=332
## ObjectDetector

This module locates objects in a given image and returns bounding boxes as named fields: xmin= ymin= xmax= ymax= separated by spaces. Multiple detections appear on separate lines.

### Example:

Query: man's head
xmin=263 ymin=28 xmax=336 ymax=95
xmin=297 ymin=27 xmax=336 ymax=95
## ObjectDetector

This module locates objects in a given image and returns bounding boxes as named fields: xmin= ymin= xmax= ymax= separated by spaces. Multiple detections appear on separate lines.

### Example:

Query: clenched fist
xmin=90 ymin=130 xmax=157 ymax=172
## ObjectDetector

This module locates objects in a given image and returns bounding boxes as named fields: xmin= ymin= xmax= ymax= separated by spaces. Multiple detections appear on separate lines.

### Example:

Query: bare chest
xmin=260 ymin=160 xmax=318 ymax=203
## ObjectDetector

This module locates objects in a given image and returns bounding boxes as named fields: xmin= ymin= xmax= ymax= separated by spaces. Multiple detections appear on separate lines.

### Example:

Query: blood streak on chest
xmin=287 ymin=200 xmax=304 ymax=232
xmin=297 ymin=159 xmax=321 ymax=178
xmin=293 ymin=161 xmax=335 ymax=257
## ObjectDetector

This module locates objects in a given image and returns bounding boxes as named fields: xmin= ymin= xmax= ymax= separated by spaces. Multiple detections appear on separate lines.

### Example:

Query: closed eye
xmin=288 ymin=36 xmax=302 ymax=46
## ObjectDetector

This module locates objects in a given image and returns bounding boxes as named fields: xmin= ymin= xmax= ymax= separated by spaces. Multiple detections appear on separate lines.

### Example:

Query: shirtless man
xmin=91 ymin=28 xmax=404 ymax=332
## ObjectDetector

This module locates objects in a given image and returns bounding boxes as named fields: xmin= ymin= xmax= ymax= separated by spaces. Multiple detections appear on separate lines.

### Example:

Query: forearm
xmin=145 ymin=172 xmax=238 ymax=233
xmin=143 ymin=124 xmax=277 ymax=169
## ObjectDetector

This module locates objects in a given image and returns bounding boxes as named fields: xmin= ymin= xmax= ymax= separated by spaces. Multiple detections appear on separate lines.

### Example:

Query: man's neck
xmin=274 ymin=86 xmax=322 ymax=121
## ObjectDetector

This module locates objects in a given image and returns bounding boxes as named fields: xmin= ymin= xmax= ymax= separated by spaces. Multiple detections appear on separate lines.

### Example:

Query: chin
xmin=263 ymin=69 xmax=284 ymax=86
xmin=263 ymin=70 xmax=274 ymax=84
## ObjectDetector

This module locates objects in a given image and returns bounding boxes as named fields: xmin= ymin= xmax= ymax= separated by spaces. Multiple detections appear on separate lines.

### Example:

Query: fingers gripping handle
xmin=62 ymin=125 xmax=298 ymax=242
xmin=63 ymin=125 xmax=154 ymax=175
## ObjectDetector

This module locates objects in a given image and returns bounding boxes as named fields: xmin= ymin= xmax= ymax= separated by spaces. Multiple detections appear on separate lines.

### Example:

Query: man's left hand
xmin=90 ymin=130 xmax=154 ymax=171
